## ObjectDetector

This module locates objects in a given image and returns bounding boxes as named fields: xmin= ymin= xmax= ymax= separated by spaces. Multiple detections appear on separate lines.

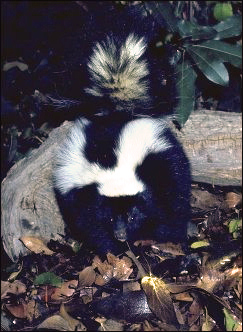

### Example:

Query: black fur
xmin=54 ymin=116 xmax=191 ymax=255
xmin=83 ymin=114 xmax=128 ymax=168
xmin=53 ymin=8 xmax=191 ymax=255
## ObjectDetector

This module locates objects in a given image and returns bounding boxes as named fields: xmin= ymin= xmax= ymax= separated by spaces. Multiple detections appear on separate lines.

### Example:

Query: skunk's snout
xmin=113 ymin=216 xmax=128 ymax=242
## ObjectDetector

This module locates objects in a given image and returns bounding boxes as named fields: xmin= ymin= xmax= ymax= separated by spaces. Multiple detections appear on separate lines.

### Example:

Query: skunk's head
xmin=101 ymin=193 xmax=153 ymax=243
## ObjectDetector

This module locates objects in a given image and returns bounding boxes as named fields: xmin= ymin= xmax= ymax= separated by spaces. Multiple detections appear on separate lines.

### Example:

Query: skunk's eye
xmin=128 ymin=216 xmax=134 ymax=223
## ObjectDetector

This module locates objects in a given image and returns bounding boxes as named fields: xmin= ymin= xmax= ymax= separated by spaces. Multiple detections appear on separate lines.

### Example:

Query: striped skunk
xmin=53 ymin=31 xmax=191 ymax=255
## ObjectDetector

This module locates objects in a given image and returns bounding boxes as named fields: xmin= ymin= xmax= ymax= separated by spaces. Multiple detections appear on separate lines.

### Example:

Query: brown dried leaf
xmin=92 ymin=256 xmax=113 ymax=283
xmin=134 ymin=239 xmax=156 ymax=247
xmin=108 ymin=254 xmax=133 ymax=281
xmin=201 ymin=312 xmax=216 ymax=331
xmin=197 ymin=268 xmax=224 ymax=292
xmin=174 ymin=302 xmax=185 ymax=325
xmin=106 ymin=253 xmax=119 ymax=265
xmin=1 ymin=280 xmax=26 ymax=299
xmin=3 ymin=61 xmax=28 ymax=72
xmin=191 ymin=189 xmax=223 ymax=210
xmin=141 ymin=276 xmax=179 ymax=327
xmin=123 ymin=281 xmax=141 ymax=293
xmin=142 ymin=320 xmax=160 ymax=331
xmin=97 ymin=318 xmax=124 ymax=331
xmin=20 ymin=236 xmax=54 ymax=255
xmin=225 ymin=192 xmax=242 ymax=209
xmin=38 ymin=285 xmax=56 ymax=303
xmin=8 ymin=262 xmax=23 ymax=282
xmin=51 ymin=280 xmax=78 ymax=301
xmin=93 ymin=254 xmax=133 ymax=283
xmin=95 ymin=274 xmax=107 ymax=286
xmin=93 ymin=256 xmax=112 ymax=276
xmin=5 ymin=302 xmax=27 ymax=318
xmin=78 ymin=266 xmax=96 ymax=287
xmin=37 ymin=315 xmax=73 ymax=331
xmin=188 ymin=299 xmax=203 ymax=326
xmin=172 ymin=292 xmax=193 ymax=302
xmin=60 ymin=303 xmax=86 ymax=331
xmin=151 ymin=242 xmax=185 ymax=256
xmin=237 ymin=277 xmax=242 ymax=298
xmin=26 ymin=299 xmax=40 ymax=322
xmin=122 ymin=256 xmax=133 ymax=268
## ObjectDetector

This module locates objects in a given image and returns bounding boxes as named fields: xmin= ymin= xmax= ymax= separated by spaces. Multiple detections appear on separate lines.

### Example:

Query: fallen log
xmin=1 ymin=110 xmax=242 ymax=261
xmin=174 ymin=110 xmax=242 ymax=187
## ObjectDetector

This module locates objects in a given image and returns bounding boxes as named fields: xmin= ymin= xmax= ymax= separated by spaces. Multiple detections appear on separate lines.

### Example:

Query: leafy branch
xmin=144 ymin=1 xmax=242 ymax=125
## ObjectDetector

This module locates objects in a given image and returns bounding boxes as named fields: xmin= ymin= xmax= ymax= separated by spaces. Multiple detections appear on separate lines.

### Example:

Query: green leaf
xmin=186 ymin=44 xmax=229 ymax=86
xmin=228 ymin=219 xmax=242 ymax=234
xmin=144 ymin=1 xmax=178 ymax=33
xmin=175 ymin=58 xmax=196 ymax=125
xmin=213 ymin=3 xmax=233 ymax=21
xmin=223 ymin=308 xmax=241 ymax=331
xmin=198 ymin=40 xmax=242 ymax=68
xmin=191 ymin=241 xmax=210 ymax=249
xmin=213 ymin=15 xmax=242 ymax=39
xmin=178 ymin=20 xmax=217 ymax=40
xmin=33 ymin=272 xmax=63 ymax=287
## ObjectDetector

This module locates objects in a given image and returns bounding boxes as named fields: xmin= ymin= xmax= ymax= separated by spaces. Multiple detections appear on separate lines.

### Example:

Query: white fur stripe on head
xmin=54 ymin=118 xmax=171 ymax=196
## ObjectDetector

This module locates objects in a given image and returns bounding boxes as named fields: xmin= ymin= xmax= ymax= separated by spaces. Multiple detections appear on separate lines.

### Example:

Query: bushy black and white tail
xmin=85 ymin=34 xmax=151 ymax=111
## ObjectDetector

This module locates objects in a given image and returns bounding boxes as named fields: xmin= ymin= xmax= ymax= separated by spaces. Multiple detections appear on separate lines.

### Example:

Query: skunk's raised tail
xmin=85 ymin=34 xmax=152 ymax=112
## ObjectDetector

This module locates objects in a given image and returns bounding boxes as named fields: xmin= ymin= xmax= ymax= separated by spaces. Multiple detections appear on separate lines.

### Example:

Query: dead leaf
xmin=142 ymin=319 xmax=160 ymax=331
xmin=93 ymin=256 xmax=113 ymax=283
xmin=141 ymin=276 xmax=179 ymax=328
xmin=191 ymin=189 xmax=223 ymax=210
xmin=1 ymin=280 xmax=26 ymax=299
xmin=134 ymin=239 xmax=156 ymax=247
xmin=151 ymin=242 xmax=185 ymax=256
xmin=20 ymin=236 xmax=55 ymax=255
xmin=60 ymin=303 xmax=86 ymax=331
xmin=107 ymin=253 xmax=133 ymax=280
xmin=38 ymin=285 xmax=56 ymax=303
xmin=5 ymin=301 xmax=27 ymax=319
xmin=37 ymin=315 xmax=73 ymax=331
xmin=188 ymin=299 xmax=202 ymax=326
xmin=172 ymin=292 xmax=193 ymax=302
xmin=26 ymin=299 xmax=40 ymax=322
xmin=51 ymin=280 xmax=78 ymax=302
xmin=79 ymin=286 xmax=97 ymax=300
xmin=92 ymin=254 xmax=133 ymax=283
xmin=122 ymin=256 xmax=133 ymax=268
xmin=93 ymin=257 xmax=115 ymax=283
xmin=8 ymin=262 xmax=23 ymax=281
xmin=95 ymin=274 xmax=107 ymax=286
xmin=97 ymin=318 xmax=124 ymax=331
xmin=3 ymin=61 xmax=28 ymax=72
xmin=201 ymin=308 xmax=216 ymax=331
xmin=237 ymin=277 xmax=242 ymax=300
xmin=225 ymin=192 xmax=242 ymax=209
xmin=78 ymin=266 xmax=96 ymax=287
xmin=123 ymin=281 xmax=141 ymax=293
xmin=197 ymin=268 xmax=224 ymax=292
xmin=106 ymin=253 xmax=119 ymax=266
xmin=173 ymin=302 xmax=185 ymax=325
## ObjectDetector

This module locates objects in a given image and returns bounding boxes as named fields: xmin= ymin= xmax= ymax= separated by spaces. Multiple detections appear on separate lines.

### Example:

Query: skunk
xmin=53 ymin=32 xmax=191 ymax=255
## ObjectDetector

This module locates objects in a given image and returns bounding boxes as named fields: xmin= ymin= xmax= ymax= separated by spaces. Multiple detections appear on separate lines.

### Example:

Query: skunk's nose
xmin=113 ymin=215 xmax=128 ymax=242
